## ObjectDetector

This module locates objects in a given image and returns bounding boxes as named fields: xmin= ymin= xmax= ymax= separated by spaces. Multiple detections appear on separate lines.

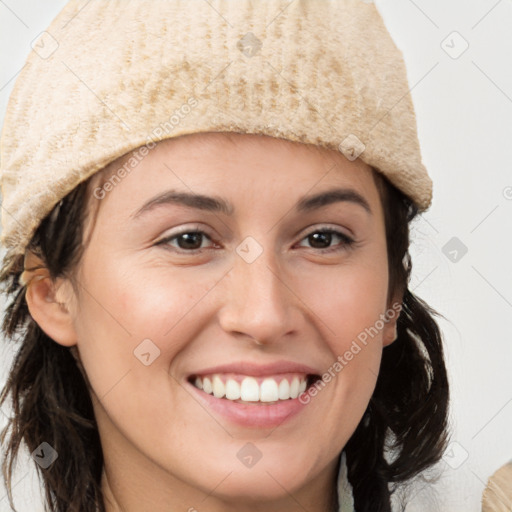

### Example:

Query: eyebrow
xmin=297 ymin=188 xmax=372 ymax=215
xmin=131 ymin=186 xmax=372 ymax=219
xmin=131 ymin=190 xmax=234 ymax=219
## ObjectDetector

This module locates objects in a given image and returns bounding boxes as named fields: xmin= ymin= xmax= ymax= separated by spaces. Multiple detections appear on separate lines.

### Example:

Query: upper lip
xmin=189 ymin=360 xmax=321 ymax=378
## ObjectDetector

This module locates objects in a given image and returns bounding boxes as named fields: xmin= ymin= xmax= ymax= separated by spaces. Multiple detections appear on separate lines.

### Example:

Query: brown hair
xmin=0 ymin=155 xmax=450 ymax=512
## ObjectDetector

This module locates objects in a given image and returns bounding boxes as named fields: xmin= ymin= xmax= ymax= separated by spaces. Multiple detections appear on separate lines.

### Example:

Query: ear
xmin=23 ymin=251 xmax=78 ymax=347
xmin=382 ymin=294 xmax=403 ymax=347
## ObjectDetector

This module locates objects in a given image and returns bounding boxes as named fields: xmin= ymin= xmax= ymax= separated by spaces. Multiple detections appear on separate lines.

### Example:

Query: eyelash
xmin=156 ymin=227 xmax=356 ymax=254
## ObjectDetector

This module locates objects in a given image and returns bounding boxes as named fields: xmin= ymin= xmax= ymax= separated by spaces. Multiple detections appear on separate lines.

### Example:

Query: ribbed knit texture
xmin=0 ymin=0 xmax=432 ymax=272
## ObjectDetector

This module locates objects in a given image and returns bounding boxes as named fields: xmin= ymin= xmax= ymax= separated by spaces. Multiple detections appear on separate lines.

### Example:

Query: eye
xmin=297 ymin=228 xmax=355 ymax=252
xmin=156 ymin=227 xmax=355 ymax=254
xmin=157 ymin=229 xmax=215 ymax=251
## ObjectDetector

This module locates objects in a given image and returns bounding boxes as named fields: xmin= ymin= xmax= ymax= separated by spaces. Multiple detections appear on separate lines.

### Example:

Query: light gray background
xmin=1 ymin=1 xmax=512 ymax=511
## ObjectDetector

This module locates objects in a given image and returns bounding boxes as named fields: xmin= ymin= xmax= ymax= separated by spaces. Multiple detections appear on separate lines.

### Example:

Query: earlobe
xmin=382 ymin=321 xmax=398 ymax=347
xmin=23 ymin=254 xmax=78 ymax=347
xmin=382 ymin=298 xmax=402 ymax=347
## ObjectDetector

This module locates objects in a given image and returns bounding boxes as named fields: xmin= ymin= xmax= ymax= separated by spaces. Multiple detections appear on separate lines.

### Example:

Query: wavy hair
xmin=345 ymin=171 xmax=450 ymax=511
xmin=0 ymin=162 xmax=450 ymax=512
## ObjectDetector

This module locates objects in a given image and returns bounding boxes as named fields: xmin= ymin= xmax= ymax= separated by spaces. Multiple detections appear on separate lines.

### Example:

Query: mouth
xmin=187 ymin=372 xmax=322 ymax=405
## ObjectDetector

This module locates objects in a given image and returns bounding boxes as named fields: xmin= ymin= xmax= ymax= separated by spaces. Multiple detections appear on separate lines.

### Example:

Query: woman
xmin=0 ymin=1 xmax=450 ymax=511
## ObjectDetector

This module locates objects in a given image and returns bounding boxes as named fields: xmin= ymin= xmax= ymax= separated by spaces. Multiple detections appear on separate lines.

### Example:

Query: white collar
xmin=336 ymin=451 xmax=356 ymax=512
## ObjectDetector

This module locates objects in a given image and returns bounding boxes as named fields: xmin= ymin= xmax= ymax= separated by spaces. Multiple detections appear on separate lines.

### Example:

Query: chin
xmin=205 ymin=472 xmax=303 ymax=503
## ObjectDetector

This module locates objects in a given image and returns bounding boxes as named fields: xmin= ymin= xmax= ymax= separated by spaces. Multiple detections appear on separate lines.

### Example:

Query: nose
xmin=217 ymin=249 xmax=302 ymax=346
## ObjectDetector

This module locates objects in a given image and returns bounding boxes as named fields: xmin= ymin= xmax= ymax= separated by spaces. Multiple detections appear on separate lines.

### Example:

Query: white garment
xmin=337 ymin=451 xmax=356 ymax=512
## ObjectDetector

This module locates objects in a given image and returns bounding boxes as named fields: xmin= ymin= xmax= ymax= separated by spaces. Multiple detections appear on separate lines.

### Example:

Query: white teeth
xmin=225 ymin=379 xmax=241 ymax=400
xmin=278 ymin=379 xmax=290 ymax=400
xmin=240 ymin=377 xmax=260 ymax=401
xmin=260 ymin=378 xmax=279 ymax=402
xmin=212 ymin=375 xmax=225 ymax=398
xmin=192 ymin=374 xmax=309 ymax=403
xmin=290 ymin=377 xmax=300 ymax=399
xmin=203 ymin=377 xmax=212 ymax=394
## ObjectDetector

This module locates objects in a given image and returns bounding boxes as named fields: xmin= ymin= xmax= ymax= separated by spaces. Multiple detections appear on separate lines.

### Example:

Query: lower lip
xmin=187 ymin=381 xmax=309 ymax=428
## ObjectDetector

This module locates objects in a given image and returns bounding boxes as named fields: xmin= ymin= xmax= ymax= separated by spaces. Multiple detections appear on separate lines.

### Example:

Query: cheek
xmin=70 ymin=265 xmax=218 ymax=452
xmin=71 ymin=261 xmax=218 ymax=391
xmin=293 ymin=256 xmax=389 ymax=348
xmin=291 ymin=256 xmax=388 ymax=417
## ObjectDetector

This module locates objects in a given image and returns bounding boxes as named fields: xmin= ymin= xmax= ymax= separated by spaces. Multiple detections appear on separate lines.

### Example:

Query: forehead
xmin=104 ymin=132 xmax=375 ymax=181
xmin=86 ymin=132 xmax=384 ymax=221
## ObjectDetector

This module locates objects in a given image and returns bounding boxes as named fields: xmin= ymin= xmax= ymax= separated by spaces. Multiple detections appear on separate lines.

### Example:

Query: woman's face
xmin=45 ymin=133 xmax=398 ymax=508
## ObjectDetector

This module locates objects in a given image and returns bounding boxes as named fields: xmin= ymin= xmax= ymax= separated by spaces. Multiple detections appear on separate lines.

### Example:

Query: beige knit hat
xmin=482 ymin=461 xmax=512 ymax=512
xmin=0 ymin=0 xmax=432 ymax=274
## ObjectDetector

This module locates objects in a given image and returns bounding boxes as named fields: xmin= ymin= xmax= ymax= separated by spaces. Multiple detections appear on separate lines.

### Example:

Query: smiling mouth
xmin=187 ymin=373 xmax=321 ymax=404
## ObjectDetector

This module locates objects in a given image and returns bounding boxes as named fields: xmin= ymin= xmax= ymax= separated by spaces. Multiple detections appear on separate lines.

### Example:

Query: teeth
xmin=260 ymin=378 xmax=279 ymax=402
xmin=278 ymin=379 xmax=290 ymax=400
xmin=212 ymin=375 xmax=225 ymax=398
xmin=192 ymin=374 xmax=309 ymax=403
xmin=290 ymin=377 xmax=300 ymax=399
xmin=225 ymin=379 xmax=241 ymax=400
xmin=203 ymin=377 xmax=213 ymax=394
xmin=240 ymin=377 xmax=259 ymax=401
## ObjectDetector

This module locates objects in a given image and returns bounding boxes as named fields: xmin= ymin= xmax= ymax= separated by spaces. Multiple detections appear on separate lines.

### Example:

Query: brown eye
xmin=297 ymin=229 xmax=355 ymax=252
xmin=158 ymin=230 xmax=214 ymax=251
xmin=177 ymin=232 xmax=204 ymax=249
xmin=307 ymin=232 xmax=333 ymax=249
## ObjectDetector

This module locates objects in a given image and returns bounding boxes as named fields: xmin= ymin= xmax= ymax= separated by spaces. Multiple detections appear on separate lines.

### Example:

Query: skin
xmin=24 ymin=132 xmax=400 ymax=512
